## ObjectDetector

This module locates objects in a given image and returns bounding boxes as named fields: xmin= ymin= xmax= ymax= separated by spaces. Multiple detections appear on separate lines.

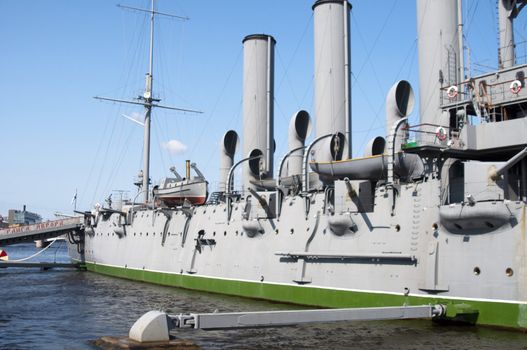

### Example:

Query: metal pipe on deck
xmin=226 ymin=154 xmax=263 ymax=221
xmin=303 ymin=134 xmax=334 ymax=193
xmin=491 ymin=146 xmax=527 ymax=179
xmin=287 ymin=110 xmax=312 ymax=177
xmin=219 ymin=130 xmax=239 ymax=192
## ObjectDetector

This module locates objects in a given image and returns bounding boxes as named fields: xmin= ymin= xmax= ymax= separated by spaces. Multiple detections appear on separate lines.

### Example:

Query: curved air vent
xmin=249 ymin=149 xmax=264 ymax=177
xmin=294 ymin=110 xmax=312 ymax=141
xmin=223 ymin=130 xmax=239 ymax=157
xmin=330 ymin=132 xmax=345 ymax=161
xmin=394 ymin=80 xmax=415 ymax=117
xmin=364 ymin=136 xmax=386 ymax=157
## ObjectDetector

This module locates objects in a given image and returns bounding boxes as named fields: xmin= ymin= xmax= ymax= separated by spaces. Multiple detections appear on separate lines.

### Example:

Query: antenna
xmin=94 ymin=0 xmax=202 ymax=203
xmin=116 ymin=4 xmax=190 ymax=21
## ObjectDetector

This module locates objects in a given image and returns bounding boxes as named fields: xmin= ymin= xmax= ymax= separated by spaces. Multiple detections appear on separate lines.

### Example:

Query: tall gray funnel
xmin=498 ymin=0 xmax=516 ymax=69
xmin=242 ymin=34 xmax=275 ymax=192
xmin=312 ymin=0 xmax=352 ymax=162
xmin=416 ymin=0 xmax=459 ymax=127
xmin=219 ymin=130 xmax=239 ymax=193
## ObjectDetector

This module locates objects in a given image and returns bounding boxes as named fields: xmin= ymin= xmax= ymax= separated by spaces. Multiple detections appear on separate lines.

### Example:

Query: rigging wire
xmin=91 ymin=105 xmax=121 ymax=204
xmin=152 ymin=113 xmax=168 ymax=176
xmin=276 ymin=49 xmax=302 ymax=114
xmin=101 ymin=121 xmax=138 ymax=197
xmin=275 ymin=13 xmax=313 ymax=109
xmin=88 ymin=8 xmax=150 ymax=205
xmin=202 ymin=98 xmax=243 ymax=192
xmin=154 ymin=16 xmax=174 ymax=176
xmin=349 ymin=1 xmax=399 ymax=155
xmin=351 ymin=0 xmax=398 ymax=82
xmin=188 ymin=47 xmax=243 ymax=156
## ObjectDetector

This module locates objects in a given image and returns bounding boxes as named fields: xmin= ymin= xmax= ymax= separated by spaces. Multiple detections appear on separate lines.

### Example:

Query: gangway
xmin=128 ymin=305 xmax=446 ymax=342
xmin=0 ymin=217 xmax=84 ymax=246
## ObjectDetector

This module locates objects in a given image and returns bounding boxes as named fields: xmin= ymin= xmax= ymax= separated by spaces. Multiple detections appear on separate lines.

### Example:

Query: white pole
xmin=142 ymin=0 xmax=155 ymax=202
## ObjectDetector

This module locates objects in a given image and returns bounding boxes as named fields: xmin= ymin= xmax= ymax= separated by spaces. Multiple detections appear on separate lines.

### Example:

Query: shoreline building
xmin=7 ymin=205 xmax=42 ymax=226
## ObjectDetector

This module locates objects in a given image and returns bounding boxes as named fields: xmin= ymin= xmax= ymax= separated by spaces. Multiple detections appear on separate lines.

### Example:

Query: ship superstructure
xmin=69 ymin=0 xmax=527 ymax=330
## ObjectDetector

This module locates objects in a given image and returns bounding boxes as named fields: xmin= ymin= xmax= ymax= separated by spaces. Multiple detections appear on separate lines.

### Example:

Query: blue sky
xmin=1 ymin=0 xmax=524 ymax=219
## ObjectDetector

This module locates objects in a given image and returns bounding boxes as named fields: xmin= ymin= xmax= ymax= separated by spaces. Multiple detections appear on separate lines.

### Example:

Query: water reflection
xmin=0 ymin=244 xmax=525 ymax=350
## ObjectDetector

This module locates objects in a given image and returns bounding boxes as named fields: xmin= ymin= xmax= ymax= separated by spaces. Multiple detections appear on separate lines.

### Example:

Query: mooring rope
xmin=10 ymin=238 xmax=58 ymax=262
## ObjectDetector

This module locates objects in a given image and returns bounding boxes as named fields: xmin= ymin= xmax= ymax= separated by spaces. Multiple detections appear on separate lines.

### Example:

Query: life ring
xmin=447 ymin=85 xmax=458 ymax=99
xmin=435 ymin=127 xmax=447 ymax=141
xmin=510 ymin=80 xmax=522 ymax=94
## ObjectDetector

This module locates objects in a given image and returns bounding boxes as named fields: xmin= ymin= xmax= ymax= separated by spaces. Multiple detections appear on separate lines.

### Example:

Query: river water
xmin=1 ymin=243 xmax=526 ymax=349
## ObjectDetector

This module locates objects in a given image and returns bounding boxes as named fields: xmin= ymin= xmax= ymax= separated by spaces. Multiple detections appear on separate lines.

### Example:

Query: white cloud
xmin=162 ymin=139 xmax=187 ymax=155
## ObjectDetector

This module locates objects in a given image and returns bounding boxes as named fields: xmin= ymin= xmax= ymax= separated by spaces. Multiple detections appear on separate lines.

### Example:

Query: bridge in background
xmin=0 ymin=217 xmax=84 ymax=246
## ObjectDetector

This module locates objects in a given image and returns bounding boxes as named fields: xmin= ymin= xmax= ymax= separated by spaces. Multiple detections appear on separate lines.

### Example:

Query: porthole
xmin=506 ymin=268 xmax=514 ymax=277
xmin=473 ymin=267 xmax=481 ymax=276
xmin=432 ymin=223 xmax=438 ymax=230
xmin=395 ymin=224 xmax=401 ymax=232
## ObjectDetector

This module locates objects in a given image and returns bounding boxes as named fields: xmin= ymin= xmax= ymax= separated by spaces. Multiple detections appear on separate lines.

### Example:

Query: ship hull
xmin=69 ymin=177 xmax=527 ymax=330
xmin=74 ymin=260 xmax=524 ymax=329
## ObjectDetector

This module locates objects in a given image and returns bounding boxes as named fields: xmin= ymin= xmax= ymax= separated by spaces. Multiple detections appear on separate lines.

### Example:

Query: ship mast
xmin=142 ymin=0 xmax=155 ymax=203
xmin=94 ymin=0 xmax=201 ymax=204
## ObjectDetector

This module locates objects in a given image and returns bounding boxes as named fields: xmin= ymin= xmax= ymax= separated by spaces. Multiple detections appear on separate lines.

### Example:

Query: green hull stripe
xmin=85 ymin=262 xmax=527 ymax=330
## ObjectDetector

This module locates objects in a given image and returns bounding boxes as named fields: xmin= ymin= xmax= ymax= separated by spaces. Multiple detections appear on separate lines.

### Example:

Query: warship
xmin=69 ymin=0 xmax=527 ymax=330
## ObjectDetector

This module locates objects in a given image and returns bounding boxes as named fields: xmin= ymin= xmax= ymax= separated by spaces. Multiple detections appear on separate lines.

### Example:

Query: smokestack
xmin=416 ymin=0 xmax=459 ymax=127
xmin=312 ymin=0 xmax=351 ymax=162
xmin=185 ymin=160 xmax=191 ymax=179
xmin=385 ymin=80 xmax=414 ymax=152
xmin=498 ymin=0 xmax=516 ymax=69
xmin=287 ymin=110 xmax=312 ymax=176
xmin=242 ymin=34 xmax=276 ymax=191
xmin=219 ymin=130 xmax=239 ymax=193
